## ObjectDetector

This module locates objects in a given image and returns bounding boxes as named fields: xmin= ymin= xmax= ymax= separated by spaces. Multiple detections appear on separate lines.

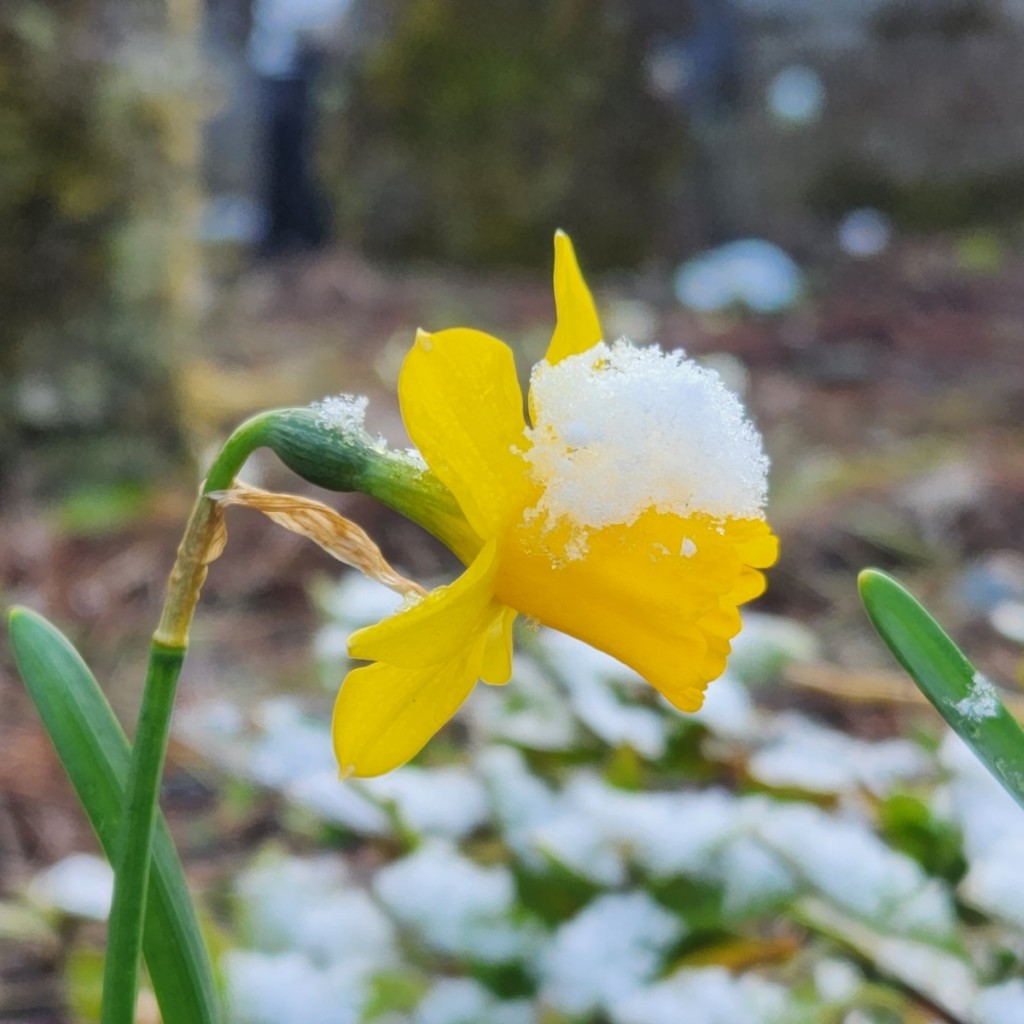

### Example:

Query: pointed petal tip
xmin=553 ymin=229 xmax=574 ymax=257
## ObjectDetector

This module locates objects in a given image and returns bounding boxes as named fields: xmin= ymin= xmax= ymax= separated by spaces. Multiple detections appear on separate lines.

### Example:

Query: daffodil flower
xmin=333 ymin=233 xmax=778 ymax=777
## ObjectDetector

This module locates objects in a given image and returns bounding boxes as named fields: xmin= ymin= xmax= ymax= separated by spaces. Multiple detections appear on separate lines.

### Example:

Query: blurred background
xmin=3 ymin=1 xmax=1024 ymax=1021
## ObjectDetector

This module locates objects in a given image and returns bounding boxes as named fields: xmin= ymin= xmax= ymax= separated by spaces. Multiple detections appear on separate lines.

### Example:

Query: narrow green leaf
xmin=7 ymin=607 xmax=219 ymax=1024
xmin=859 ymin=569 xmax=1024 ymax=811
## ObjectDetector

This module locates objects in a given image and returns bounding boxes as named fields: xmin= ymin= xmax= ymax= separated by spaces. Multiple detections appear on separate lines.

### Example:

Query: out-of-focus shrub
xmin=0 ymin=0 xmax=198 ymax=497
xmin=321 ymin=0 xmax=688 ymax=269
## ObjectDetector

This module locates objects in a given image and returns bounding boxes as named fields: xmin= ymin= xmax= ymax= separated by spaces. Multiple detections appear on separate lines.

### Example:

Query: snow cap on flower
xmin=525 ymin=340 xmax=769 ymax=542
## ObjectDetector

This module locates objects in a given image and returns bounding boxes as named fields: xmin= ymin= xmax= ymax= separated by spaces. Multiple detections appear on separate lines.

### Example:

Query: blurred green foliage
xmin=323 ymin=0 xmax=687 ymax=269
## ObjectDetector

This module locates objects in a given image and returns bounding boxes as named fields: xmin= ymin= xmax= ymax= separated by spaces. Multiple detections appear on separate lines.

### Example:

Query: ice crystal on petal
xmin=524 ymin=341 xmax=768 ymax=537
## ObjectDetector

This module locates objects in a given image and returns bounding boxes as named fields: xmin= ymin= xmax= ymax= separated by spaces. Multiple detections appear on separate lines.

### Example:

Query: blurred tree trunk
xmin=0 ymin=0 xmax=202 ymax=502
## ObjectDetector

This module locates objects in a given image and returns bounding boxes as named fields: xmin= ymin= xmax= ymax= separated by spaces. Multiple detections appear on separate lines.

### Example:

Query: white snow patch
xmin=752 ymin=801 xmax=956 ymax=939
xmin=373 ymin=841 xmax=539 ymax=963
xmin=689 ymin=674 xmax=760 ymax=742
xmin=952 ymin=672 xmax=1000 ymax=722
xmin=316 ymin=572 xmax=407 ymax=635
xmin=469 ymin=655 xmax=579 ymax=750
xmin=236 ymin=854 xmax=396 ymax=969
xmin=974 ymin=980 xmax=1024 ymax=1024
xmin=414 ymin=978 xmax=535 ymax=1024
xmin=28 ymin=854 xmax=113 ymax=921
xmin=727 ymin=612 xmax=819 ymax=684
xmin=540 ymin=631 xmax=667 ymax=758
xmin=248 ymin=699 xmax=336 ymax=787
xmin=360 ymin=766 xmax=488 ymax=839
xmin=311 ymin=394 xmax=386 ymax=451
xmin=288 ymin=771 xmax=393 ymax=836
xmin=610 ymin=966 xmax=793 ymax=1024
xmin=813 ymin=959 xmax=862 ymax=1003
xmin=960 ymin=837 xmax=1024 ymax=931
xmin=224 ymin=950 xmax=370 ymax=1024
xmin=941 ymin=733 xmax=1024 ymax=928
xmin=475 ymin=746 xmax=563 ymax=871
xmin=748 ymin=715 xmax=930 ymax=795
xmin=540 ymin=892 xmax=684 ymax=1015
xmin=524 ymin=340 xmax=769 ymax=540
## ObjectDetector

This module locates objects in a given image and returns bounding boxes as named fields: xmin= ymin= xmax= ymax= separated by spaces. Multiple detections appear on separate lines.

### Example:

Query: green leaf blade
xmin=859 ymin=569 xmax=1024 ymax=811
xmin=7 ymin=607 xmax=220 ymax=1024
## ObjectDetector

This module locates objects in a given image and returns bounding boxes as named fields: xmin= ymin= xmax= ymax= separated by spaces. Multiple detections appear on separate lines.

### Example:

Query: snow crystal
xmin=414 ymin=979 xmax=535 ymax=1024
xmin=361 ymin=766 xmax=488 ymax=839
xmin=813 ymin=959 xmax=862 ymax=1003
xmin=288 ymin=771 xmax=393 ymax=836
xmin=236 ymin=854 xmax=396 ymax=969
xmin=872 ymin=937 xmax=976 ymax=1019
xmin=751 ymin=801 xmax=956 ymax=939
xmin=538 ymin=631 xmax=667 ymax=758
xmin=524 ymin=341 xmax=769 ymax=538
xmin=373 ymin=841 xmax=539 ymax=963
xmin=469 ymin=655 xmax=579 ymax=750
xmin=610 ymin=967 xmax=792 ymax=1024
xmin=311 ymin=394 xmax=384 ymax=449
xmin=716 ymin=836 xmax=798 ymax=918
xmin=689 ymin=675 xmax=760 ymax=742
xmin=475 ymin=746 xmax=563 ymax=870
xmin=316 ymin=570 xmax=408 ymax=633
xmin=248 ymin=699 xmax=336 ymax=787
xmin=974 ymin=980 xmax=1024 ymax=1024
xmin=540 ymin=892 xmax=684 ymax=1016
xmin=28 ymin=854 xmax=113 ymax=921
xmin=532 ymin=807 xmax=627 ymax=886
xmin=748 ymin=715 xmax=930 ymax=796
xmin=560 ymin=775 xmax=739 ymax=880
xmin=726 ymin=612 xmax=819 ymax=685
xmin=952 ymin=672 xmax=1000 ymax=722
xmin=224 ymin=951 xmax=369 ymax=1024
xmin=942 ymin=734 xmax=1024 ymax=928
xmin=960 ymin=836 xmax=1024 ymax=930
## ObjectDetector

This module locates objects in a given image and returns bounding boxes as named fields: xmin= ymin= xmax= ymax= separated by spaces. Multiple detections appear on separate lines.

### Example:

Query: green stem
xmin=100 ymin=645 xmax=185 ymax=1024
xmin=100 ymin=414 xmax=272 ymax=1024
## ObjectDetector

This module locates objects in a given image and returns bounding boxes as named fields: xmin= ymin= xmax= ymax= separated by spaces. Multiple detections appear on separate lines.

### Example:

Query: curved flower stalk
xmin=334 ymin=232 xmax=778 ymax=777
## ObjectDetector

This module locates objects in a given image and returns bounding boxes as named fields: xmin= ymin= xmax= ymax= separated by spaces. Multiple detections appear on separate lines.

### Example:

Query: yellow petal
xmin=333 ymin=643 xmax=484 ymax=777
xmin=399 ymin=328 xmax=529 ymax=539
xmin=497 ymin=511 xmax=777 ymax=711
xmin=480 ymin=606 xmax=517 ymax=685
xmin=545 ymin=230 xmax=603 ymax=365
xmin=348 ymin=541 xmax=501 ymax=669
